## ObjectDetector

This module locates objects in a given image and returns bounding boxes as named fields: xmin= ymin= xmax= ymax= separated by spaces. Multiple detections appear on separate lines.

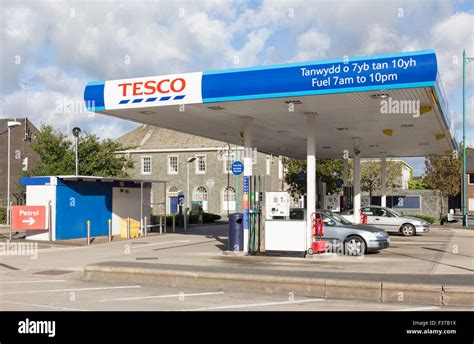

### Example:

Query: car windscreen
xmin=325 ymin=211 xmax=352 ymax=225
xmin=388 ymin=208 xmax=402 ymax=217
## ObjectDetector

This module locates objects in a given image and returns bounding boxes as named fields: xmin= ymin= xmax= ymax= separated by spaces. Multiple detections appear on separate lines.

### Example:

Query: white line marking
xmin=129 ymin=240 xmax=191 ymax=249
xmin=394 ymin=306 xmax=440 ymax=311
xmin=0 ymin=285 xmax=141 ymax=295
xmin=35 ymin=239 xmax=191 ymax=253
xmin=98 ymin=291 xmax=224 ymax=302
xmin=1 ymin=300 xmax=88 ymax=311
xmin=173 ymin=298 xmax=325 ymax=311
xmin=0 ymin=279 xmax=66 ymax=285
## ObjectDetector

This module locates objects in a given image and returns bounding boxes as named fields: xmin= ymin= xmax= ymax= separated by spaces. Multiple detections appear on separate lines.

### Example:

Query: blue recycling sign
xmin=231 ymin=161 xmax=244 ymax=175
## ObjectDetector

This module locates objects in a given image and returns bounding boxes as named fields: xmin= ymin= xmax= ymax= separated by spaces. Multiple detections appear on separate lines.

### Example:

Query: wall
xmin=25 ymin=184 xmax=56 ymax=241
xmin=55 ymin=181 xmax=112 ymax=240
xmin=362 ymin=189 xmax=447 ymax=219
xmin=123 ymin=148 xmax=282 ymax=216
xmin=0 ymin=119 xmax=40 ymax=205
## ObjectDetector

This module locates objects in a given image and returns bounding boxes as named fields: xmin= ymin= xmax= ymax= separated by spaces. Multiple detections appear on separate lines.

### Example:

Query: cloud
xmin=430 ymin=12 xmax=474 ymax=92
xmin=0 ymin=0 xmax=472 ymax=146
xmin=292 ymin=29 xmax=331 ymax=61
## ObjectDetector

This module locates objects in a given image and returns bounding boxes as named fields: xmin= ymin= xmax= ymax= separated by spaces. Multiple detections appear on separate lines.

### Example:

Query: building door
xmin=169 ymin=196 xmax=178 ymax=214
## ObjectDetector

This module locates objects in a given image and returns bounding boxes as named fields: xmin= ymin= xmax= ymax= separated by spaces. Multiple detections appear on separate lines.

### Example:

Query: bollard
xmin=144 ymin=216 xmax=148 ymax=238
xmin=159 ymin=216 xmax=163 ymax=235
xmin=8 ymin=201 xmax=13 ymax=241
xmin=108 ymin=219 xmax=112 ymax=242
xmin=127 ymin=217 xmax=130 ymax=240
xmin=86 ymin=220 xmax=91 ymax=246
xmin=184 ymin=212 xmax=187 ymax=233
xmin=172 ymin=214 xmax=176 ymax=233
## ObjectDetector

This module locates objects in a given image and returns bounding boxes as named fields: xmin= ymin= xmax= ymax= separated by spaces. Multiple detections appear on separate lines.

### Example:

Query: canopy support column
xmin=381 ymin=153 xmax=387 ymax=208
xmin=243 ymin=116 xmax=253 ymax=253
xmin=306 ymin=114 xmax=316 ymax=250
xmin=353 ymin=139 xmax=361 ymax=224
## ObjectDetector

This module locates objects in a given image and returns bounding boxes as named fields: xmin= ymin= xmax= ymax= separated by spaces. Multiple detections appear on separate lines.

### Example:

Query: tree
xmin=76 ymin=134 xmax=134 ymax=177
xmin=30 ymin=125 xmax=75 ymax=176
xmin=424 ymin=155 xmax=461 ymax=217
xmin=284 ymin=158 xmax=344 ymax=197
xmin=360 ymin=160 xmax=402 ymax=199
xmin=30 ymin=124 xmax=134 ymax=177
xmin=409 ymin=178 xmax=428 ymax=190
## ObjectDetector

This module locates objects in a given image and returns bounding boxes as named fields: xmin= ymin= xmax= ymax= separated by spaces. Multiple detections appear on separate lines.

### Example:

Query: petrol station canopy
xmin=84 ymin=50 xmax=458 ymax=159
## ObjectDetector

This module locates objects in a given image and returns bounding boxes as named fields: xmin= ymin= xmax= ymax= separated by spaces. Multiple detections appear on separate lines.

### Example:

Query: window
xmin=168 ymin=185 xmax=179 ymax=194
xmin=193 ymin=186 xmax=208 ymax=202
xmin=469 ymin=198 xmax=474 ymax=211
xmin=168 ymin=155 xmax=178 ymax=174
xmin=195 ymin=155 xmax=206 ymax=174
xmin=224 ymin=153 xmax=236 ymax=173
xmin=223 ymin=186 xmax=236 ymax=202
xmin=222 ymin=186 xmax=236 ymax=211
xmin=469 ymin=173 xmax=474 ymax=185
xmin=141 ymin=156 xmax=152 ymax=175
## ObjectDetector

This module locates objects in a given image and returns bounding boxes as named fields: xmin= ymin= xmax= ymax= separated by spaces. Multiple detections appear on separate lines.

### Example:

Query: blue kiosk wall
xmin=55 ymin=181 xmax=112 ymax=240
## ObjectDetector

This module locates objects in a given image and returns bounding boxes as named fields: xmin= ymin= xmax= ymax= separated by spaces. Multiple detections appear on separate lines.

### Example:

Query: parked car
xmin=339 ymin=205 xmax=430 ymax=236
xmin=289 ymin=208 xmax=390 ymax=256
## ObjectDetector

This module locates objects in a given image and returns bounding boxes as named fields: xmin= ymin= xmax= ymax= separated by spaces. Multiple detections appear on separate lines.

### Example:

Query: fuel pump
xmin=248 ymin=175 xmax=264 ymax=254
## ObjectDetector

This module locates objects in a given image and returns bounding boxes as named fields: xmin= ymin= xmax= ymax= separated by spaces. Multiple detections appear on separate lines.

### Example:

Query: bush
xmin=151 ymin=212 xmax=221 ymax=226
xmin=408 ymin=214 xmax=436 ymax=224
xmin=190 ymin=212 xmax=221 ymax=223
xmin=0 ymin=206 xmax=6 ymax=224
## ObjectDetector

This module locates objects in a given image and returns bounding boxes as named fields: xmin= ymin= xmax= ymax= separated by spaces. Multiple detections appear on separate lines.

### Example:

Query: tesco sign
xmin=118 ymin=78 xmax=186 ymax=97
xmin=103 ymin=72 xmax=203 ymax=110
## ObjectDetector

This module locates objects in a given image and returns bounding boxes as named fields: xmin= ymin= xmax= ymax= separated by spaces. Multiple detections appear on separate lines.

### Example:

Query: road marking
xmin=129 ymin=240 xmax=191 ymax=249
xmin=394 ymin=306 xmax=439 ymax=311
xmin=1 ymin=300 xmax=88 ymax=311
xmin=33 ymin=239 xmax=191 ymax=253
xmin=174 ymin=298 xmax=325 ymax=311
xmin=0 ymin=285 xmax=141 ymax=295
xmin=0 ymin=279 xmax=66 ymax=284
xmin=98 ymin=291 xmax=224 ymax=302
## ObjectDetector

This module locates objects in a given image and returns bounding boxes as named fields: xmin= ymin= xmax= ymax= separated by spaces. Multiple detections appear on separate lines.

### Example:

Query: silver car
xmin=289 ymin=209 xmax=390 ymax=256
xmin=340 ymin=205 xmax=430 ymax=236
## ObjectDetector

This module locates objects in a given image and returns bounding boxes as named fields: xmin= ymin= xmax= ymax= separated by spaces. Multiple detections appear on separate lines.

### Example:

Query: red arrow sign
xmin=11 ymin=206 xmax=47 ymax=231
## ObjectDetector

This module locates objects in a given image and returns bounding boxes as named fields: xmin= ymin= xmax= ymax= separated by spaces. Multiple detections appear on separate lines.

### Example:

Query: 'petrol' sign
xmin=11 ymin=206 xmax=47 ymax=231
xmin=104 ymin=72 xmax=203 ymax=110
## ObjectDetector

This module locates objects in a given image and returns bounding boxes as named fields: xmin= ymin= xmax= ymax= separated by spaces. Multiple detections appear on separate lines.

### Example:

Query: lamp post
xmin=186 ymin=156 xmax=196 ymax=211
xmin=72 ymin=127 xmax=81 ymax=176
xmin=462 ymin=50 xmax=473 ymax=227
xmin=6 ymin=120 xmax=21 ymax=230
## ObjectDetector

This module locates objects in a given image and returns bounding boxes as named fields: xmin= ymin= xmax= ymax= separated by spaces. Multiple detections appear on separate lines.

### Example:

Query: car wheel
xmin=344 ymin=236 xmax=366 ymax=256
xmin=307 ymin=247 xmax=314 ymax=256
xmin=400 ymin=224 xmax=416 ymax=236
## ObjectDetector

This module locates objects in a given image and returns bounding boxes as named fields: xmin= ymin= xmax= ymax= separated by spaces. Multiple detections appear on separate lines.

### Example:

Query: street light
xmin=186 ymin=157 xmax=196 ymax=210
xmin=72 ymin=127 xmax=81 ymax=176
xmin=7 ymin=120 xmax=21 ymax=235
xmin=462 ymin=49 xmax=473 ymax=227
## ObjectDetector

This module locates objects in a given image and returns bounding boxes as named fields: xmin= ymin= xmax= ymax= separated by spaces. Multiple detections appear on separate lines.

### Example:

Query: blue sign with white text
xmin=202 ymin=51 xmax=437 ymax=102
xmin=231 ymin=161 xmax=244 ymax=175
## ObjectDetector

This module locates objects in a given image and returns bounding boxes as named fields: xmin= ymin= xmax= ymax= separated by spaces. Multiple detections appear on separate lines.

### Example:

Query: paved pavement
xmin=0 ymin=273 xmax=465 ymax=311
xmin=0 ymin=224 xmax=472 ymax=310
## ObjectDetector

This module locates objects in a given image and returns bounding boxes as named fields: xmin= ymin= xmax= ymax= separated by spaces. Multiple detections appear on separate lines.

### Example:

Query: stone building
xmin=0 ymin=118 xmax=39 ymax=205
xmin=116 ymin=125 xmax=283 ymax=217
xmin=467 ymin=149 xmax=474 ymax=213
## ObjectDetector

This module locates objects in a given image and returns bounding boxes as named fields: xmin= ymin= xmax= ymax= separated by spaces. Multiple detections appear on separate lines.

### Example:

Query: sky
xmin=1 ymin=0 xmax=473 ymax=176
